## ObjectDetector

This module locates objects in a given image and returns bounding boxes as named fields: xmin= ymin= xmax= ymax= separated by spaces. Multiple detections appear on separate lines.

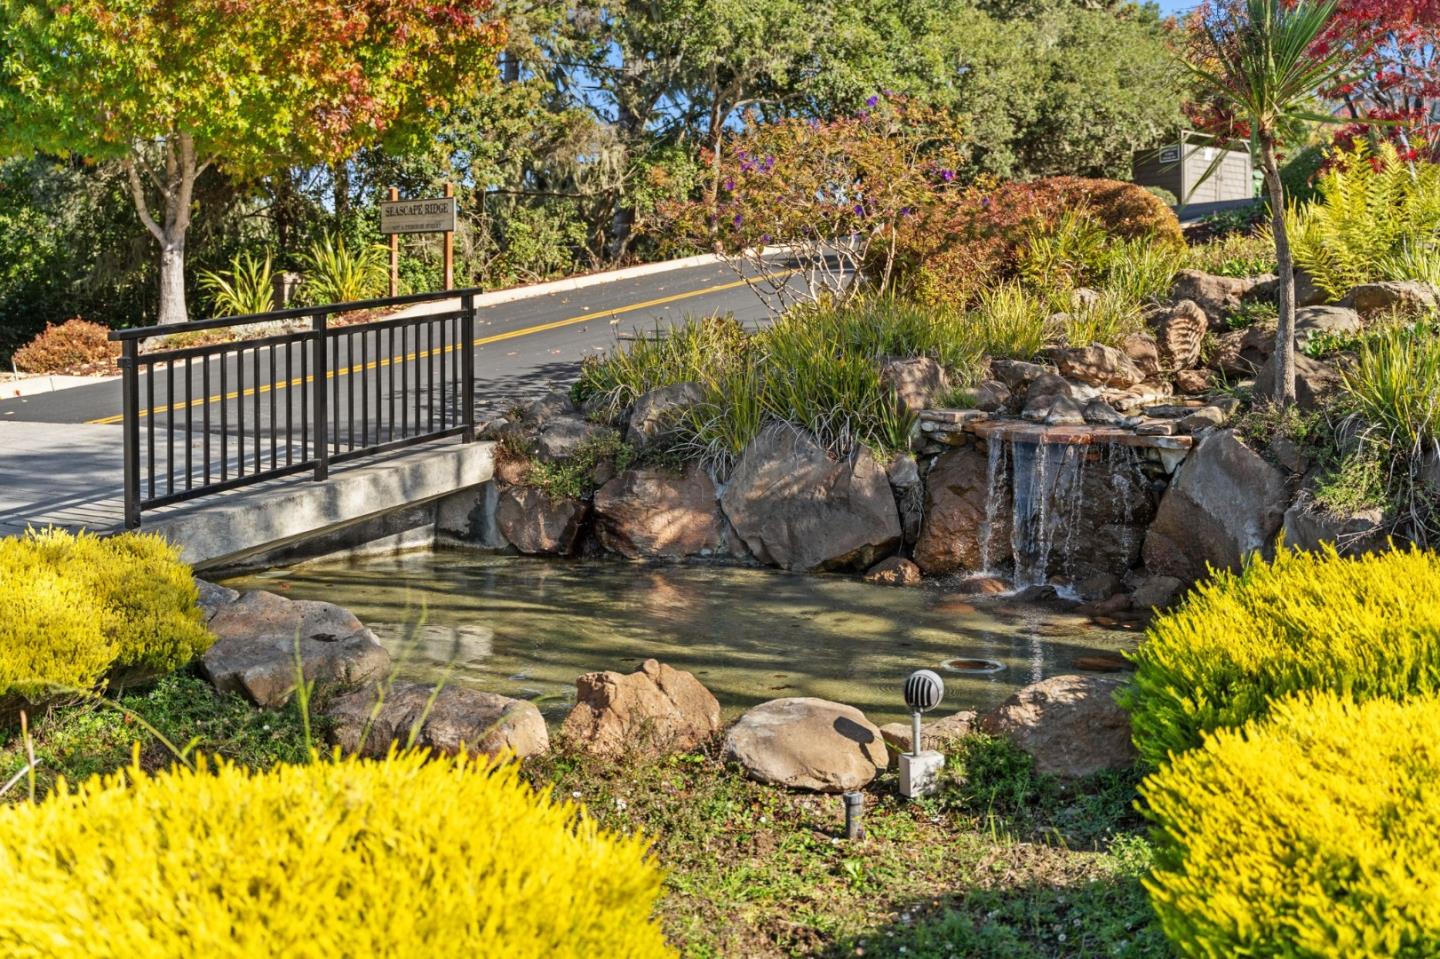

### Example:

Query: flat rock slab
xmin=879 ymin=710 xmax=976 ymax=754
xmin=978 ymin=674 xmax=1135 ymax=779
xmin=723 ymin=697 xmax=887 ymax=793
xmin=326 ymin=681 xmax=549 ymax=760
xmin=561 ymin=658 xmax=721 ymax=758
xmin=200 ymin=589 xmax=391 ymax=708
xmin=968 ymin=420 xmax=1193 ymax=451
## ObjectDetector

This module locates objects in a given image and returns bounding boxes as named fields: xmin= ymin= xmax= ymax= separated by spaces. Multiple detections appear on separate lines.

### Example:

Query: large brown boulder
xmin=1281 ymin=501 xmax=1390 ymax=557
xmin=719 ymin=426 xmax=901 ymax=571
xmin=978 ymin=675 xmax=1135 ymax=778
xmin=723 ymin=697 xmax=887 ymax=793
xmin=1142 ymin=429 xmax=1289 ymax=583
xmin=1344 ymin=280 xmax=1438 ymax=316
xmin=1253 ymin=353 xmax=1342 ymax=411
xmin=914 ymin=445 xmax=1009 ymax=576
xmin=326 ymin=682 xmax=549 ymax=759
xmin=560 ymin=659 xmax=721 ymax=758
xmin=1210 ymin=324 xmax=1273 ymax=377
xmin=1294 ymin=305 xmax=1362 ymax=352
xmin=881 ymin=356 xmax=950 ymax=412
xmin=1170 ymin=269 xmax=1257 ymax=326
xmin=626 ymin=382 xmax=704 ymax=450
xmin=594 ymin=465 xmax=731 ymax=559
xmin=1058 ymin=344 xmax=1145 ymax=388
xmin=495 ymin=483 xmax=589 ymax=556
xmin=1119 ymin=332 xmax=1161 ymax=378
xmin=201 ymin=590 xmax=391 ymax=708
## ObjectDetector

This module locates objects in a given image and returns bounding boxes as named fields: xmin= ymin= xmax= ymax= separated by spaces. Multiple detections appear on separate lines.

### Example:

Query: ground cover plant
xmin=10 ymin=318 xmax=120 ymax=375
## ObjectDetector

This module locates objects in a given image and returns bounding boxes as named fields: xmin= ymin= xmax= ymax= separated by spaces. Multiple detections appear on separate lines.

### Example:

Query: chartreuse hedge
xmin=1122 ymin=545 xmax=1440 ymax=768
xmin=0 ymin=528 xmax=212 ymax=702
xmin=1139 ymin=691 xmax=1440 ymax=957
xmin=0 ymin=751 xmax=675 ymax=957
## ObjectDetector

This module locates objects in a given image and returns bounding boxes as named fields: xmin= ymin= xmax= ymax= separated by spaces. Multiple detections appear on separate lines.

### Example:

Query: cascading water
xmin=975 ymin=434 xmax=1154 ymax=590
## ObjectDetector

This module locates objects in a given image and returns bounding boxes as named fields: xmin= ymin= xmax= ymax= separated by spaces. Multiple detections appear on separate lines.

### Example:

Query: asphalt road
xmin=0 ymin=258 xmax=790 ymax=428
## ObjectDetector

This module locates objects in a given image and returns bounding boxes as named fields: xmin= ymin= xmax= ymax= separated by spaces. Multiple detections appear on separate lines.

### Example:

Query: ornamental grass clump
xmin=1139 ymin=691 xmax=1440 ymax=957
xmin=1123 ymin=545 xmax=1440 ymax=768
xmin=0 ymin=529 xmax=211 ymax=706
xmin=0 ymin=751 xmax=675 ymax=958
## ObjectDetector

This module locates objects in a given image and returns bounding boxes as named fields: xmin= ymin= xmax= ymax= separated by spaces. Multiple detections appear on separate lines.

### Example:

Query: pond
xmin=224 ymin=551 xmax=1138 ymax=727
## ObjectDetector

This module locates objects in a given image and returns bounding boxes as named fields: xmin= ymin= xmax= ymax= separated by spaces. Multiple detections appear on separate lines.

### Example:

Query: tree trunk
xmin=1260 ymin=134 xmax=1296 ymax=406
xmin=125 ymin=133 xmax=202 ymax=325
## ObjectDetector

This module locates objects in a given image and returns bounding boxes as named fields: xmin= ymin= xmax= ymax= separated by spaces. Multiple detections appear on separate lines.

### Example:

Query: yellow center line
xmin=86 ymin=269 xmax=793 ymax=425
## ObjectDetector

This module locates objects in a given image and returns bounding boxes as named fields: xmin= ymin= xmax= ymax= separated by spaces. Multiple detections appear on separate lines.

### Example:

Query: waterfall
xmin=1008 ymin=441 xmax=1087 ymax=587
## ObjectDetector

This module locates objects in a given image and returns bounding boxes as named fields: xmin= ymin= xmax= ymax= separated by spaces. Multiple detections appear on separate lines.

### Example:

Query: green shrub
xmin=1061 ymin=288 xmax=1146 ymax=347
xmin=0 ymin=752 xmax=675 ymax=957
xmin=969 ymin=282 xmax=1050 ymax=359
xmin=0 ymin=529 xmax=212 ymax=704
xmin=1139 ymin=690 xmax=1440 ymax=957
xmin=1290 ymin=142 xmax=1440 ymax=300
xmin=298 ymin=231 xmax=389 ymax=305
xmin=1185 ymin=230 xmax=1277 ymax=277
xmin=1122 ymin=546 xmax=1440 ymax=768
xmin=197 ymin=250 xmax=276 ymax=317
xmin=1341 ymin=321 xmax=1440 ymax=450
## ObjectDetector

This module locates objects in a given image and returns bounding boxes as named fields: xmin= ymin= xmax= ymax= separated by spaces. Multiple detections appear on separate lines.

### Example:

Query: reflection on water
xmin=224 ymin=551 xmax=1136 ymax=726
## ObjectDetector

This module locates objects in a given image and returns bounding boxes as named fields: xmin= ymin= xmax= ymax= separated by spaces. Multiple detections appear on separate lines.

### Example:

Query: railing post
xmin=461 ymin=292 xmax=476 ymax=442
xmin=312 ymin=311 xmax=330 ymax=481
xmin=120 ymin=339 xmax=142 ymax=529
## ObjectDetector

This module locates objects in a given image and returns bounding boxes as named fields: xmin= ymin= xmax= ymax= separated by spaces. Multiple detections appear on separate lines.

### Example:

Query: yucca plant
xmin=197 ymin=251 xmax=276 ymax=317
xmin=297 ymin=232 xmax=390 ymax=306
xmin=1185 ymin=0 xmax=1361 ymax=405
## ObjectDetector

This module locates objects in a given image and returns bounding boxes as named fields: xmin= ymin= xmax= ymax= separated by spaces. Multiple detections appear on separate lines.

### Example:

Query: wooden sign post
xmin=379 ymin=183 xmax=458 ymax=294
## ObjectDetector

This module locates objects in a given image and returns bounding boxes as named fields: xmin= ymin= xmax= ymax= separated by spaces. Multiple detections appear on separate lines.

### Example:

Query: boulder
xmin=1130 ymin=575 xmax=1184 ymax=610
xmin=1024 ymin=372 xmax=1074 ymax=402
xmin=1282 ymin=501 xmax=1390 ymax=556
xmin=1173 ymin=369 xmax=1212 ymax=395
xmin=326 ymin=682 xmax=549 ymax=759
xmin=973 ymin=379 xmax=1011 ymax=413
xmin=887 ymin=454 xmax=924 ymax=547
xmin=1253 ymin=353 xmax=1342 ymax=411
xmin=626 ymin=382 xmax=704 ymax=450
xmin=201 ymin=590 xmax=391 ymax=708
xmin=988 ymin=359 xmax=1053 ymax=393
xmin=1247 ymin=269 xmax=1328 ymax=308
xmin=1295 ymin=305 xmax=1362 ymax=352
xmin=978 ymin=675 xmax=1135 ymax=778
xmin=560 ymin=659 xmax=722 ymax=758
xmin=495 ymin=484 xmax=589 ymax=556
xmin=1022 ymin=393 xmax=1086 ymax=425
xmin=1119 ymin=333 xmax=1161 ymax=378
xmin=723 ymin=697 xmax=887 ymax=793
xmin=914 ymin=445 xmax=1009 ymax=576
xmin=594 ymin=465 xmax=730 ymax=559
xmin=1058 ymin=344 xmax=1145 ymax=388
xmin=1210 ymin=325 xmax=1273 ymax=377
xmin=882 ymin=356 xmax=951 ymax=413
xmin=720 ymin=426 xmax=901 ymax=571
xmin=1153 ymin=300 xmax=1207 ymax=370
xmin=1344 ymin=280 xmax=1439 ymax=316
xmin=1177 ymin=405 xmax=1226 ymax=433
xmin=1142 ymin=430 xmax=1289 ymax=583
xmin=1082 ymin=398 xmax=1135 ymax=427
xmin=863 ymin=556 xmax=923 ymax=586
xmin=879 ymin=710 xmax=976 ymax=754
xmin=1170 ymin=269 xmax=1255 ymax=326
xmin=532 ymin=415 xmax=617 ymax=464
xmin=195 ymin=579 xmax=239 ymax=623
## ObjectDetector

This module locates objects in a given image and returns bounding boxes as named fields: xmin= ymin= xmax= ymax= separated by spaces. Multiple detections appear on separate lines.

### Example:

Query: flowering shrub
xmin=1139 ymin=691 xmax=1440 ymax=957
xmin=0 ymin=529 xmax=211 ymax=708
xmin=660 ymin=96 xmax=970 ymax=306
xmin=11 ymin=318 xmax=119 ymax=374
xmin=0 ymin=752 xmax=675 ymax=957
xmin=893 ymin=176 xmax=1184 ymax=306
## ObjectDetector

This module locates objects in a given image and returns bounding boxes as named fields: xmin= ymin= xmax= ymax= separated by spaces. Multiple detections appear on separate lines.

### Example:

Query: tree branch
xmin=123 ymin=156 xmax=166 ymax=244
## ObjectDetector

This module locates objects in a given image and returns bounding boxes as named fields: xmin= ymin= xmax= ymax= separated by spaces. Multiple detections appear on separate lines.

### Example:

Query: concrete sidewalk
xmin=0 ymin=421 xmax=127 ymax=534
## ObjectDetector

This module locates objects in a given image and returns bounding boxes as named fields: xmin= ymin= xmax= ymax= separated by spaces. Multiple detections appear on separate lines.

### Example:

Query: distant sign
xmin=1159 ymin=146 xmax=1181 ymax=164
xmin=380 ymin=196 xmax=457 ymax=235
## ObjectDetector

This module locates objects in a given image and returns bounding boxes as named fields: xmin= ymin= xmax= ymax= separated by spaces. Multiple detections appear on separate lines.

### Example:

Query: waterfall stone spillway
xmin=974 ymin=428 xmax=1158 ymax=590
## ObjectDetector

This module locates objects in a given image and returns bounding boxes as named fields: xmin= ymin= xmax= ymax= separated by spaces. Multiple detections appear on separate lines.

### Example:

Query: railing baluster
xmin=406 ymin=322 xmax=414 ymax=437
xmin=462 ymin=294 xmax=476 ymax=442
xmin=202 ymin=354 xmax=211 ymax=487
xmin=284 ymin=341 xmax=293 ymax=467
xmin=347 ymin=330 xmax=356 ymax=451
xmin=314 ymin=312 xmax=329 ymax=481
xmin=121 ymin=340 xmax=141 ymax=529
xmin=165 ymin=361 xmax=175 ymax=496
xmin=438 ymin=317 xmax=447 ymax=431
xmin=387 ymin=325 xmax=396 ymax=443
xmin=252 ymin=347 xmax=261 ymax=473
xmin=427 ymin=320 xmax=436 ymax=433
xmin=146 ymin=359 xmax=155 ymax=499
xmin=236 ymin=347 xmax=246 ymax=478
xmin=184 ymin=357 xmax=193 ymax=491
xmin=269 ymin=343 xmax=277 ymax=469
xmin=221 ymin=350 xmax=230 ymax=482
xmin=360 ymin=329 xmax=369 ymax=448
xmin=301 ymin=338 xmax=309 ymax=464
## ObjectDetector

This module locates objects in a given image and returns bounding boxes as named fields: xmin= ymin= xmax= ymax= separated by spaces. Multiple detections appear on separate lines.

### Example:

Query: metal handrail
xmin=117 ymin=292 xmax=479 ymax=528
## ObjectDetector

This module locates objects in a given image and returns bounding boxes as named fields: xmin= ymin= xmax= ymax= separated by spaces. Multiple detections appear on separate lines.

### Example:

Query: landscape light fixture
xmin=899 ymin=668 xmax=946 ymax=799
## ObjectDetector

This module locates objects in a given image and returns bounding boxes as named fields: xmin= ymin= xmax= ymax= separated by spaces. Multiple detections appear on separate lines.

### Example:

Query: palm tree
xmin=1186 ymin=0 xmax=1356 ymax=405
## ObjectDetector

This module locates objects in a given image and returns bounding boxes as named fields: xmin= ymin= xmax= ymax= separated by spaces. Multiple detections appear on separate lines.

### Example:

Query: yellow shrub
xmin=0 ymin=529 xmax=212 ymax=701
xmin=1123 ymin=545 xmax=1440 ymax=768
xmin=0 ymin=752 xmax=675 ymax=958
xmin=1139 ymin=691 xmax=1440 ymax=957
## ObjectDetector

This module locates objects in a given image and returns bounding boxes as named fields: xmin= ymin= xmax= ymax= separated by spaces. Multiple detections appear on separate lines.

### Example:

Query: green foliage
xmin=969 ymin=283 xmax=1049 ymax=360
xmin=297 ymin=232 xmax=389 ymax=306
xmin=1060 ymin=289 xmax=1146 ymax=348
xmin=1341 ymin=320 xmax=1440 ymax=449
xmin=523 ymin=434 xmax=638 ymax=500
xmin=1225 ymin=298 xmax=1278 ymax=331
xmin=1290 ymin=143 xmax=1440 ymax=299
xmin=0 ymin=529 xmax=212 ymax=705
xmin=1312 ymin=444 xmax=1392 ymax=514
xmin=1185 ymin=230 xmax=1277 ymax=277
xmin=197 ymin=250 xmax=275 ymax=317
xmin=1123 ymin=546 xmax=1440 ymax=768
xmin=1139 ymin=691 xmax=1440 ymax=957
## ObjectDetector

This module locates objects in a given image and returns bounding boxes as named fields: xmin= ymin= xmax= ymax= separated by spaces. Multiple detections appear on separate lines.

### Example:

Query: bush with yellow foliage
xmin=0 ymin=751 xmax=674 ymax=958
xmin=0 ymin=529 xmax=212 ymax=707
xmin=1139 ymin=691 xmax=1440 ymax=957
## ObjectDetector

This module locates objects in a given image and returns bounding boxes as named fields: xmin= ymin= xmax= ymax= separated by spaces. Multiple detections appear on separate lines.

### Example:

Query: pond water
xmin=224 ymin=552 xmax=1138 ymax=727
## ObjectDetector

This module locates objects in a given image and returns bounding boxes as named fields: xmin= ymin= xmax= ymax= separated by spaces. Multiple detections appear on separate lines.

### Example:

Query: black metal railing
xmin=112 ymin=288 xmax=482 ymax=528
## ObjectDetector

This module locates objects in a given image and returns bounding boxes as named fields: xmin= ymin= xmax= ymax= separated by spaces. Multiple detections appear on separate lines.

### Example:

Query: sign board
xmin=380 ymin=196 xmax=457 ymax=235
xmin=1159 ymin=145 xmax=1181 ymax=164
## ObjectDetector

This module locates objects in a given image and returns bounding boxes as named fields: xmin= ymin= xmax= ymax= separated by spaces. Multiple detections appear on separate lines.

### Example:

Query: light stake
xmin=899 ymin=668 xmax=946 ymax=800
